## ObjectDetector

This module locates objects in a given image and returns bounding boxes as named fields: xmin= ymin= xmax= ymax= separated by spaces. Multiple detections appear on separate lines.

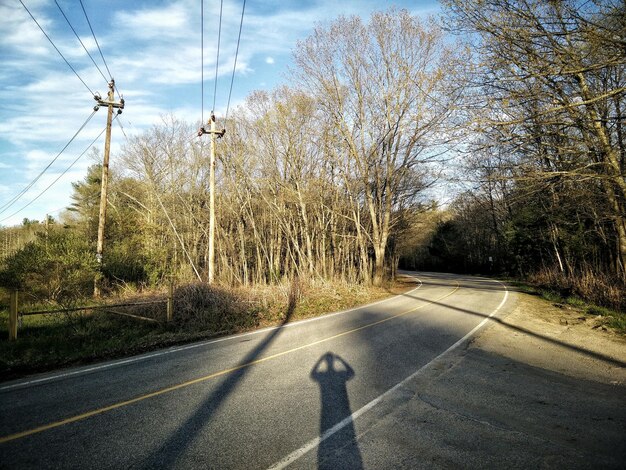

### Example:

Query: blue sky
xmin=0 ymin=0 xmax=441 ymax=227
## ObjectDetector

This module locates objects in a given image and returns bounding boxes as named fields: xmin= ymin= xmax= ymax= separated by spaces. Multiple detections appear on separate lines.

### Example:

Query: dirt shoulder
xmin=474 ymin=290 xmax=626 ymax=385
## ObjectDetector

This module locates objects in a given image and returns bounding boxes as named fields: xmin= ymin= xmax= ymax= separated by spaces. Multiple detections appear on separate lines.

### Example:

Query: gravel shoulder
xmin=474 ymin=291 xmax=626 ymax=386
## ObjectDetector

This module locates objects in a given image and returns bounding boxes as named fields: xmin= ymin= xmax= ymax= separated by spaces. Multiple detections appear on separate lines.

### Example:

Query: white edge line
xmin=0 ymin=277 xmax=423 ymax=392
xmin=267 ymin=280 xmax=509 ymax=470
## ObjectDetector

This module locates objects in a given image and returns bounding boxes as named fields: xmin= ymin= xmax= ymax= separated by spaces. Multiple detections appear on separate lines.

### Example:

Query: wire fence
xmin=5 ymin=282 xmax=174 ymax=341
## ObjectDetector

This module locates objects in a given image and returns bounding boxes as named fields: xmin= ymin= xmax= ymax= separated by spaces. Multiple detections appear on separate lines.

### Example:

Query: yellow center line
xmin=0 ymin=282 xmax=460 ymax=444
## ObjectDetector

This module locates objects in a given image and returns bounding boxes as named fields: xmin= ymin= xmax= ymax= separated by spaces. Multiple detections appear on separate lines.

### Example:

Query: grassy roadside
xmin=0 ymin=277 xmax=416 ymax=382
xmin=509 ymin=280 xmax=626 ymax=333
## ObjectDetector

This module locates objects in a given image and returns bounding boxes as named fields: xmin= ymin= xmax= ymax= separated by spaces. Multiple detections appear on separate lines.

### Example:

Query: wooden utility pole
xmin=198 ymin=113 xmax=225 ymax=284
xmin=94 ymin=80 xmax=124 ymax=297
xmin=9 ymin=290 xmax=18 ymax=341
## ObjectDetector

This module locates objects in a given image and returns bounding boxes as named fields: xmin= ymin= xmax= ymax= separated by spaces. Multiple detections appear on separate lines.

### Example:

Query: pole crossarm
xmin=197 ymin=112 xmax=225 ymax=138
xmin=94 ymin=80 xmax=125 ymax=112
xmin=95 ymin=98 xmax=125 ymax=110
xmin=197 ymin=126 xmax=225 ymax=138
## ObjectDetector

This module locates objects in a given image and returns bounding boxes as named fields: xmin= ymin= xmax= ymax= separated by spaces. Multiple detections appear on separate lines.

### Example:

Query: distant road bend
xmin=0 ymin=272 xmax=512 ymax=468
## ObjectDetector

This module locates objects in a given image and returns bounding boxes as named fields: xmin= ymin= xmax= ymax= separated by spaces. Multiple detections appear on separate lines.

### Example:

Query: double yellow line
xmin=0 ymin=282 xmax=459 ymax=444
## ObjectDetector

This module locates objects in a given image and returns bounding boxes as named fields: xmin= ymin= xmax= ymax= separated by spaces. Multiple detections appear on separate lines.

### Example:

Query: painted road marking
xmin=267 ymin=280 xmax=510 ymax=470
xmin=0 ymin=277 xmax=423 ymax=393
xmin=0 ymin=278 xmax=452 ymax=444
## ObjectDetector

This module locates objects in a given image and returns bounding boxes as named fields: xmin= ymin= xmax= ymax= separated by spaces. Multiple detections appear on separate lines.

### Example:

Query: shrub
xmin=0 ymin=230 xmax=97 ymax=304
xmin=527 ymin=267 xmax=624 ymax=312
xmin=172 ymin=282 xmax=258 ymax=331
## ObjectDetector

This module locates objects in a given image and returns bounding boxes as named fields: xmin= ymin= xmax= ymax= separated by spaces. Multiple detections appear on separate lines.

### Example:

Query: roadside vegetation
xmin=402 ymin=1 xmax=625 ymax=315
xmin=0 ymin=2 xmax=624 ymax=378
xmin=0 ymin=277 xmax=412 ymax=380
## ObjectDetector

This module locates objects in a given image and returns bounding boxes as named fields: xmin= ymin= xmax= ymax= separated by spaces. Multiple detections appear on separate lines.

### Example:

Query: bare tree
xmin=444 ymin=0 xmax=626 ymax=279
xmin=293 ymin=9 xmax=463 ymax=284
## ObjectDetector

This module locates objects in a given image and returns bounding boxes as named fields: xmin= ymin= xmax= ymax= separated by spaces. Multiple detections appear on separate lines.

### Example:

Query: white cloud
xmin=114 ymin=4 xmax=191 ymax=39
xmin=0 ymin=0 xmax=440 ymax=227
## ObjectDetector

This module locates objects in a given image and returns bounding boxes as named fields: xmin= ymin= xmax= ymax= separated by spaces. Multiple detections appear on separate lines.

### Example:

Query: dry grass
xmin=527 ymin=268 xmax=625 ymax=312
xmin=172 ymin=282 xmax=259 ymax=331
xmin=1 ymin=276 xmax=411 ymax=380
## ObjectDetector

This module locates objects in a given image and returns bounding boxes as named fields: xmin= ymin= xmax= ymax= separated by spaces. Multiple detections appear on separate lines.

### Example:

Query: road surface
xmin=1 ymin=272 xmax=624 ymax=469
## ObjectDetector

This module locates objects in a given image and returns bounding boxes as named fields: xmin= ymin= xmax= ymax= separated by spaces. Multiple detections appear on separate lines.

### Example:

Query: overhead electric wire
xmin=0 ymin=119 xmax=112 ymax=224
xmin=201 ymin=0 xmax=205 ymax=124
xmin=78 ymin=0 xmax=112 ymax=80
xmin=212 ymin=0 xmax=224 ymax=112
xmin=54 ymin=0 xmax=108 ymax=86
xmin=115 ymin=116 xmax=129 ymax=141
xmin=225 ymin=0 xmax=247 ymax=121
xmin=78 ymin=0 xmax=123 ymax=101
xmin=18 ymin=0 xmax=95 ymax=96
xmin=0 ymin=110 xmax=98 ymax=215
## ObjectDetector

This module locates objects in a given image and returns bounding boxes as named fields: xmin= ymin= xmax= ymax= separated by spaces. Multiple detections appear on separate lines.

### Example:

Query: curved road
xmin=0 ymin=272 xmax=525 ymax=468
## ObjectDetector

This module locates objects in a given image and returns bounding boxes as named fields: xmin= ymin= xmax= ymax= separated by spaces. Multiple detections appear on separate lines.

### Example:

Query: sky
xmin=0 ymin=0 xmax=441 ymax=227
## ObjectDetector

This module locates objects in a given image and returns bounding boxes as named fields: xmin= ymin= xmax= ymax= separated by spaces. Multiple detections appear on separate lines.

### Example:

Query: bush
xmin=172 ymin=282 xmax=258 ymax=331
xmin=103 ymin=245 xmax=148 ymax=286
xmin=527 ymin=267 xmax=625 ymax=312
xmin=0 ymin=230 xmax=97 ymax=304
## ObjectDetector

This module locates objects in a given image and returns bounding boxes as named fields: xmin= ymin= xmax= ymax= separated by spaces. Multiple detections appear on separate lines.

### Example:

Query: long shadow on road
xmin=400 ymin=291 xmax=626 ymax=368
xmin=310 ymin=352 xmax=363 ymax=470
xmin=139 ymin=279 xmax=300 ymax=468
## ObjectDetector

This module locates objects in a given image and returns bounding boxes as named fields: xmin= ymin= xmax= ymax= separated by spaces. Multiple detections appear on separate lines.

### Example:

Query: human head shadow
xmin=310 ymin=352 xmax=363 ymax=470
xmin=138 ymin=277 xmax=300 ymax=468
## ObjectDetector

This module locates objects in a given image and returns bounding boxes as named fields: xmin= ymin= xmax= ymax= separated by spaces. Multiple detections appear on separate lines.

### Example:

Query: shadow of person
xmin=311 ymin=352 xmax=363 ymax=470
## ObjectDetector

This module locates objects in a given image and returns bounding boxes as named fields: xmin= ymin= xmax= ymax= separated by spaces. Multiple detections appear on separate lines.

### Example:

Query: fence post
xmin=166 ymin=278 xmax=174 ymax=322
xmin=9 ymin=290 xmax=18 ymax=341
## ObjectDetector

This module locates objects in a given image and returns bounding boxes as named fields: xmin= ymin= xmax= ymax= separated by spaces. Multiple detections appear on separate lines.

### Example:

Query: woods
xmin=113 ymin=6 xmax=459 ymax=289
xmin=1 ymin=4 xmax=625 ymax=311
xmin=412 ymin=0 xmax=625 ymax=308
xmin=2 ymin=9 xmax=455 ymax=298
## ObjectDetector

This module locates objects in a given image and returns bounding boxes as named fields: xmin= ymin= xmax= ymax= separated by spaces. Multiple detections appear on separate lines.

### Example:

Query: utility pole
xmin=198 ymin=113 xmax=225 ymax=283
xmin=94 ymin=79 xmax=124 ymax=297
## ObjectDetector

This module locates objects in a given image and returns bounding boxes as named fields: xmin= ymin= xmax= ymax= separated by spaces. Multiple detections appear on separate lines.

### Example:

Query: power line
xmin=78 ymin=0 xmax=123 ymax=101
xmin=0 ymin=110 xmax=98 ymax=215
xmin=0 ymin=120 xmax=111 ymax=224
xmin=18 ymin=0 xmax=95 ymax=96
xmin=46 ymin=205 xmax=73 ymax=216
xmin=213 ymin=0 xmax=224 ymax=112
xmin=115 ymin=116 xmax=129 ymax=141
xmin=79 ymin=0 xmax=112 ymax=80
xmin=201 ymin=0 xmax=205 ymax=124
xmin=54 ymin=0 xmax=109 ymax=86
xmin=225 ymin=0 xmax=247 ymax=121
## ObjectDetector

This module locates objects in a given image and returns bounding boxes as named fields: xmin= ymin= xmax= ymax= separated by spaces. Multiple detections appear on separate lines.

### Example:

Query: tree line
xmin=403 ymin=0 xmax=625 ymax=309
xmin=1 ymin=9 xmax=457 ymax=299
xmin=1 ymin=3 xmax=624 ymax=309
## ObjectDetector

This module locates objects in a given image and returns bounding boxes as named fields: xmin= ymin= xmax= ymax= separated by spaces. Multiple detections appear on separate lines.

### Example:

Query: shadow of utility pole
xmin=401 ymin=292 xmax=626 ymax=368
xmin=139 ymin=277 xmax=300 ymax=468
xmin=311 ymin=352 xmax=363 ymax=470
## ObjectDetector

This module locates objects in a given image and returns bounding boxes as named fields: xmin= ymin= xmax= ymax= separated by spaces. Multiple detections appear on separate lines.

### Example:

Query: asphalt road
xmin=0 ymin=272 xmax=623 ymax=469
